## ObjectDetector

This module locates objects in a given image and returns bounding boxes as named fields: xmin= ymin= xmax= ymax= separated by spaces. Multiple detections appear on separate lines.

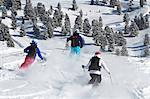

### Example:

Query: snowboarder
xmin=82 ymin=51 xmax=110 ymax=85
xmin=66 ymin=30 xmax=84 ymax=55
xmin=20 ymin=40 xmax=44 ymax=69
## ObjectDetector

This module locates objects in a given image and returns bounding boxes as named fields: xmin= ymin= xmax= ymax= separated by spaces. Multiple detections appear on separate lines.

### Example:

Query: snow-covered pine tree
xmin=140 ymin=0 xmax=144 ymax=7
xmin=47 ymin=23 xmax=54 ymax=38
xmin=20 ymin=24 xmax=26 ymax=37
xmin=72 ymin=0 xmax=78 ymax=10
xmin=130 ymin=21 xmax=139 ymax=37
xmin=99 ymin=16 xmax=103 ymax=28
xmin=61 ymin=26 xmax=67 ymax=35
xmin=145 ymin=14 xmax=149 ymax=29
xmin=115 ymin=48 xmax=120 ymax=56
xmin=120 ymin=45 xmax=128 ymax=56
xmin=0 ymin=0 xmax=4 ymax=6
xmin=117 ymin=31 xmax=127 ymax=46
xmin=108 ymin=42 xmax=115 ymax=52
xmin=124 ymin=23 xmax=130 ymax=34
xmin=64 ymin=14 xmax=71 ymax=35
xmin=4 ymin=0 xmax=12 ymax=9
xmin=3 ymin=26 xmax=11 ymax=41
xmin=92 ymin=19 xmax=102 ymax=44
xmin=105 ymin=26 xmax=115 ymax=52
xmin=11 ymin=13 xmax=17 ymax=30
xmin=117 ymin=2 xmax=122 ymax=15
xmin=12 ymin=0 xmax=21 ymax=10
xmin=104 ymin=26 xmax=112 ymax=35
xmin=57 ymin=2 xmax=61 ymax=12
xmin=53 ymin=15 xmax=59 ymax=28
xmin=10 ymin=7 xmax=17 ymax=16
xmin=102 ymin=0 xmax=107 ymax=4
xmin=24 ymin=0 xmax=35 ymax=19
xmin=79 ymin=9 xmax=83 ymax=17
xmin=0 ymin=18 xmax=4 ymax=41
xmin=0 ymin=18 xmax=14 ymax=46
xmin=2 ymin=6 xmax=7 ymax=19
xmin=53 ymin=9 xmax=60 ymax=27
xmin=128 ymin=0 xmax=133 ymax=12
xmin=33 ymin=23 xmax=40 ymax=36
xmin=99 ymin=34 xmax=107 ymax=51
xmin=134 ymin=15 xmax=138 ymax=24
xmin=74 ymin=15 xmax=83 ymax=32
xmin=143 ymin=46 xmax=149 ymax=57
xmin=0 ymin=29 xmax=4 ymax=41
xmin=115 ymin=31 xmax=127 ymax=46
xmin=138 ymin=13 xmax=146 ymax=30
xmin=53 ymin=9 xmax=63 ymax=27
xmin=48 ymin=5 xmax=53 ymax=15
xmin=144 ymin=34 xmax=149 ymax=46
xmin=110 ymin=0 xmax=117 ymax=8
xmin=36 ymin=2 xmax=46 ymax=18
xmin=92 ymin=20 xmax=107 ymax=50
xmin=105 ymin=26 xmax=115 ymax=49
xmin=7 ymin=38 xmax=15 ymax=47
xmin=92 ymin=19 xmax=99 ymax=36
xmin=91 ymin=0 xmax=94 ymax=5
xmin=123 ymin=13 xmax=130 ymax=24
xmin=95 ymin=0 xmax=99 ymax=5
xmin=45 ymin=18 xmax=54 ymax=38
xmin=83 ymin=18 xmax=91 ymax=35
xmin=42 ymin=30 xmax=49 ymax=40
xmin=40 ymin=12 xmax=49 ymax=25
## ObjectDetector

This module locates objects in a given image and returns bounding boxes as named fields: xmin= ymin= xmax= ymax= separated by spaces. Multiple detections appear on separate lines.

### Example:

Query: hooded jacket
xmin=24 ymin=43 xmax=43 ymax=60
xmin=67 ymin=33 xmax=83 ymax=48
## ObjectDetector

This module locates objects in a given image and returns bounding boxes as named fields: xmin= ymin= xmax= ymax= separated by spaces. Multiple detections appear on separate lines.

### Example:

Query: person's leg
xmin=75 ymin=46 xmax=80 ymax=55
xmin=20 ymin=57 xmax=34 ymax=69
xmin=88 ymin=74 xmax=97 ymax=84
xmin=71 ymin=47 xmax=76 ymax=54
xmin=97 ymin=74 xmax=102 ymax=84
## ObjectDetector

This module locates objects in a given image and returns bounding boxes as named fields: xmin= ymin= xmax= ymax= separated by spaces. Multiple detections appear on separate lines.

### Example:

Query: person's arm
xmin=24 ymin=46 xmax=30 ymax=53
xmin=66 ymin=37 xmax=71 ymax=48
xmin=83 ymin=59 xmax=92 ymax=69
xmin=79 ymin=36 xmax=83 ymax=48
xmin=100 ymin=60 xmax=110 ymax=74
xmin=67 ymin=36 xmax=71 ymax=42
xmin=36 ymin=47 xmax=43 ymax=60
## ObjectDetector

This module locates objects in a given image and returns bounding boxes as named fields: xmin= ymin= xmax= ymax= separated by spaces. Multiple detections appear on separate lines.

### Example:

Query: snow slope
xmin=0 ymin=0 xmax=150 ymax=98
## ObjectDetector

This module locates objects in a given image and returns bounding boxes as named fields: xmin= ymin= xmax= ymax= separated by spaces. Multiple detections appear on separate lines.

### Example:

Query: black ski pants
xmin=88 ymin=73 xmax=102 ymax=84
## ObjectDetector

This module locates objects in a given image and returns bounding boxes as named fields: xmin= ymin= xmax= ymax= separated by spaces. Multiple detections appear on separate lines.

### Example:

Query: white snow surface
xmin=0 ymin=0 xmax=150 ymax=99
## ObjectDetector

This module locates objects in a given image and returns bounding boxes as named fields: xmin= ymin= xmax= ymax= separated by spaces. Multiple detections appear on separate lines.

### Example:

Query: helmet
xmin=74 ymin=29 xmax=80 ymax=34
xmin=30 ymin=39 xmax=38 ymax=45
xmin=95 ymin=51 xmax=101 ymax=55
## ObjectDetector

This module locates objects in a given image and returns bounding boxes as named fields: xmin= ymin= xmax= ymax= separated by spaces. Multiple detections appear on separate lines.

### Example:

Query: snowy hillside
xmin=0 ymin=0 xmax=150 ymax=99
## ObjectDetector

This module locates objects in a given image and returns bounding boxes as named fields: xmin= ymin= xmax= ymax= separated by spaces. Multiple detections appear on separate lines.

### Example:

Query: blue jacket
xmin=24 ymin=44 xmax=43 ymax=60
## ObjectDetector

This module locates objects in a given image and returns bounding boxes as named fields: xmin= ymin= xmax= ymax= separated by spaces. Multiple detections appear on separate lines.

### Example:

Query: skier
xmin=65 ymin=30 xmax=84 ymax=55
xmin=20 ymin=40 xmax=44 ymax=69
xmin=82 ymin=51 xmax=110 ymax=85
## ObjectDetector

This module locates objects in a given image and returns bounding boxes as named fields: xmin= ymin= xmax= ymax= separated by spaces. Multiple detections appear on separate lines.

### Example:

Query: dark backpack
xmin=72 ymin=36 xmax=79 ymax=47
xmin=88 ymin=56 xmax=101 ymax=71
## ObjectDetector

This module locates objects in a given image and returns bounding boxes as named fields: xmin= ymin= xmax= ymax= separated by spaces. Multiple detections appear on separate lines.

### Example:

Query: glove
xmin=42 ymin=57 xmax=46 ymax=61
xmin=65 ymin=42 xmax=69 ymax=48
xmin=82 ymin=65 xmax=85 ymax=69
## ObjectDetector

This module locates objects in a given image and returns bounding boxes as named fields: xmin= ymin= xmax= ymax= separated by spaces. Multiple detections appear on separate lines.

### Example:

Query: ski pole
xmin=82 ymin=65 xmax=86 ymax=72
xmin=109 ymin=74 xmax=113 ymax=84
